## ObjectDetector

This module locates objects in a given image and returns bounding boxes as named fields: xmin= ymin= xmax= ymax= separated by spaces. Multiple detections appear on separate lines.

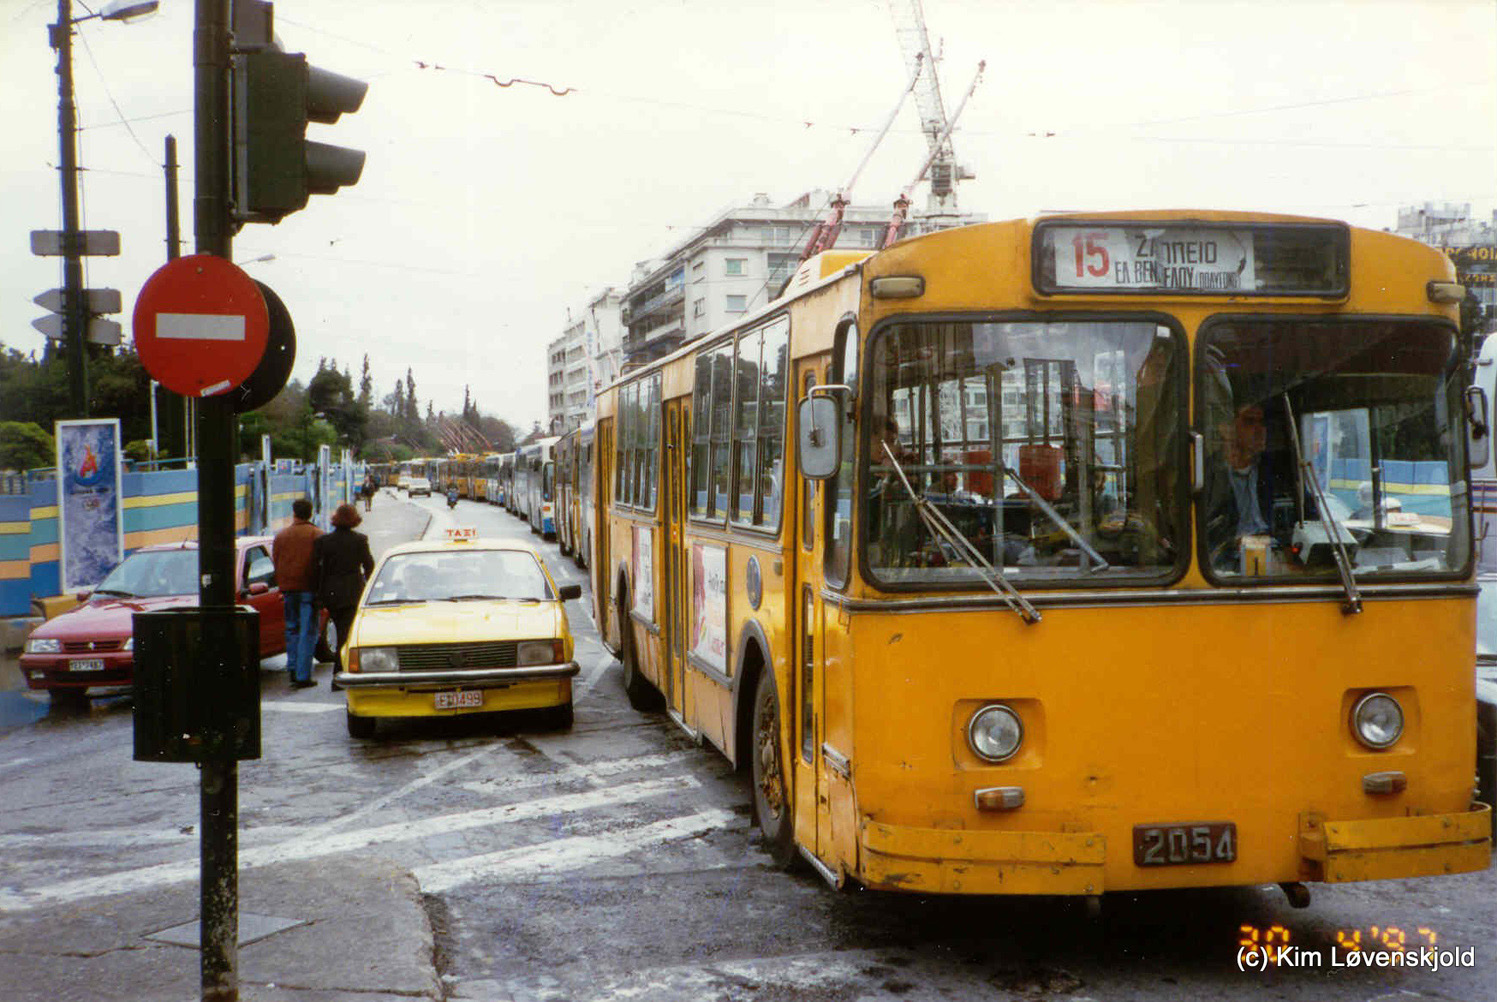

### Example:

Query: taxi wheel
xmin=546 ymin=703 xmax=574 ymax=731
xmin=750 ymin=668 xmax=796 ymax=869
xmin=346 ymin=710 xmax=376 ymax=739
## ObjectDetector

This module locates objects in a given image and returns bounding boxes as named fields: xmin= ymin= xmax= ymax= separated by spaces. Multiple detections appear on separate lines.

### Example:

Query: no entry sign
xmin=133 ymin=255 xmax=269 ymax=397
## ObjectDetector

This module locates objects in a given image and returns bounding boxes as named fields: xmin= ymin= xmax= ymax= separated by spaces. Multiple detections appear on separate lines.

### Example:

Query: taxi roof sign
xmin=445 ymin=527 xmax=477 ymax=541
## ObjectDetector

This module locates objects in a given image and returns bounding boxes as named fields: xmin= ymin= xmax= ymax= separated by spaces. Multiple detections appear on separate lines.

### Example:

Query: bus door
xmin=663 ymin=400 xmax=688 ymax=718
xmin=791 ymin=358 xmax=831 ymax=865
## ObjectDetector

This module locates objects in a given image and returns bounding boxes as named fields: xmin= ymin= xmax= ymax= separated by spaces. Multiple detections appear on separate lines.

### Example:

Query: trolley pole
xmin=194 ymin=1 xmax=239 ymax=999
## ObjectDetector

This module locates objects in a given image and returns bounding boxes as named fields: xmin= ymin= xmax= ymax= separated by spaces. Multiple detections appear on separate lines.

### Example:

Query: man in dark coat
xmin=314 ymin=503 xmax=375 ymax=691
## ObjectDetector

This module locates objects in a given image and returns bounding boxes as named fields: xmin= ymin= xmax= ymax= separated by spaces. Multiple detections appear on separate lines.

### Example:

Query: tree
xmin=0 ymin=422 xmax=54 ymax=472
xmin=358 ymin=354 xmax=373 ymax=410
xmin=404 ymin=368 xmax=418 ymax=422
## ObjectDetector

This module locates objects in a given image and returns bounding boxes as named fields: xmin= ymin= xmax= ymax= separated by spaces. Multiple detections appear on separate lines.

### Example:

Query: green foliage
xmin=0 ymin=421 xmax=55 ymax=472
xmin=124 ymin=439 xmax=156 ymax=463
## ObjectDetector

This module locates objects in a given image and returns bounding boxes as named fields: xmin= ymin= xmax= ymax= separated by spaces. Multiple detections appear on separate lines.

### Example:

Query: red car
xmin=18 ymin=536 xmax=297 ymax=706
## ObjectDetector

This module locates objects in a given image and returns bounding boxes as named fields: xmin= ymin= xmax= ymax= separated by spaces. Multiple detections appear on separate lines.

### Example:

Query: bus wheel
xmin=751 ymin=669 xmax=796 ymax=868
xmin=620 ymin=601 xmax=662 ymax=712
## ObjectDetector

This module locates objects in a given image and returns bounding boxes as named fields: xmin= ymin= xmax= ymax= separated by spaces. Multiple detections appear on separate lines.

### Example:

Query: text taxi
xmin=335 ymin=528 xmax=581 ymax=738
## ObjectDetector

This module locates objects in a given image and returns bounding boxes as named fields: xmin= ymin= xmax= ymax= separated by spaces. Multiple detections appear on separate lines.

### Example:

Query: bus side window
xmin=803 ymin=371 xmax=816 ymax=550
xmin=825 ymin=319 xmax=858 ymax=588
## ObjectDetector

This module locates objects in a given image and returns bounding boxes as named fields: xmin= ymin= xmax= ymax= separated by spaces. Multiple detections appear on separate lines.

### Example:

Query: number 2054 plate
xmin=1133 ymin=822 xmax=1237 ymax=866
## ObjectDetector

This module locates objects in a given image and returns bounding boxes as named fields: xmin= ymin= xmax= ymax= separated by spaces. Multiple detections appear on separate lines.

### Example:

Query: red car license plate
xmin=1133 ymin=822 xmax=1236 ymax=866
xmin=69 ymin=659 xmax=105 ymax=672
xmin=434 ymin=690 xmax=482 ymax=710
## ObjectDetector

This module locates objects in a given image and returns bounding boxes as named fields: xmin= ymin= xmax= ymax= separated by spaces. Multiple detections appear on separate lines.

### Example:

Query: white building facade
xmin=546 ymin=288 xmax=627 ymax=435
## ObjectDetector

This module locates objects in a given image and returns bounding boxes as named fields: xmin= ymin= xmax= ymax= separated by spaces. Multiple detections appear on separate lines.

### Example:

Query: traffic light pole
xmin=194 ymin=1 xmax=240 ymax=999
xmin=50 ymin=0 xmax=87 ymax=417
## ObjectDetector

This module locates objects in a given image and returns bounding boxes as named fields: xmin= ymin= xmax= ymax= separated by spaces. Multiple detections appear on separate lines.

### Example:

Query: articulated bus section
xmin=590 ymin=214 xmax=1490 ymax=898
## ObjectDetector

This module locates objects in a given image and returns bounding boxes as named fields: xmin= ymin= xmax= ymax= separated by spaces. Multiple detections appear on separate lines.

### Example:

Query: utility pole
xmin=194 ymin=3 xmax=239 ymax=998
xmin=50 ymin=0 xmax=87 ymax=416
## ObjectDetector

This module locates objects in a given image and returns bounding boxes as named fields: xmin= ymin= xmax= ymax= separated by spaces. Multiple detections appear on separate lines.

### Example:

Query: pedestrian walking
xmin=314 ymin=502 xmax=375 ymax=691
xmin=361 ymin=473 xmax=376 ymax=512
xmin=272 ymin=497 xmax=322 ymax=689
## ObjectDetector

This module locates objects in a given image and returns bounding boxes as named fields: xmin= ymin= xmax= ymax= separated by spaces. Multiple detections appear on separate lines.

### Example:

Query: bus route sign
xmin=1047 ymin=225 xmax=1256 ymax=293
xmin=132 ymin=255 xmax=270 ymax=398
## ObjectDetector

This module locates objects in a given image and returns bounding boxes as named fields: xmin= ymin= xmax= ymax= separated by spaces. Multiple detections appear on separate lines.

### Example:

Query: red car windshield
xmin=94 ymin=550 xmax=198 ymax=598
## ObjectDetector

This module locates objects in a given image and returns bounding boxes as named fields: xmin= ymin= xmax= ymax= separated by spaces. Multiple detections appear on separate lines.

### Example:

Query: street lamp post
xmin=48 ymin=0 xmax=159 ymax=417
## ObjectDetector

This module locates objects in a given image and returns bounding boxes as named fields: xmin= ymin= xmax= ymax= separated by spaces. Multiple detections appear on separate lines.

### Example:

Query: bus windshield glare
xmin=1199 ymin=319 xmax=1470 ymax=581
xmin=865 ymin=319 xmax=1184 ymax=586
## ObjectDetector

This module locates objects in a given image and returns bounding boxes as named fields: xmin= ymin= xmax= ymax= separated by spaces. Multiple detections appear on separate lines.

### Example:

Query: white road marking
xmin=0 ymin=776 xmax=698 ymax=913
xmin=261 ymin=701 xmax=343 ymax=714
xmin=0 ymin=757 xmax=34 ymax=772
xmin=414 ymin=808 xmax=740 ymax=893
xmin=455 ymin=749 xmax=700 ymax=796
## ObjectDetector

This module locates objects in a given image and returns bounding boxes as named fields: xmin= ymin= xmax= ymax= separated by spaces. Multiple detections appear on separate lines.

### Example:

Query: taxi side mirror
xmin=558 ymin=584 xmax=582 ymax=601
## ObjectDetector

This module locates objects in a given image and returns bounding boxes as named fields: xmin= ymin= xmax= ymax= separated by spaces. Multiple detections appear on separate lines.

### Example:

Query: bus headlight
xmin=967 ymin=704 xmax=1023 ymax=763
xmin=1352 ymin=692 xmax=1403 ymax=749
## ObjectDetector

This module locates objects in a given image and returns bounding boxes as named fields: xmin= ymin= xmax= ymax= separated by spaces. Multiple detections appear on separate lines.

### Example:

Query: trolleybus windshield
xmin=864 ymin=318 xmax=1185 ymax=587
xmin=1198 ymin=319 xmax=1470 ymax=581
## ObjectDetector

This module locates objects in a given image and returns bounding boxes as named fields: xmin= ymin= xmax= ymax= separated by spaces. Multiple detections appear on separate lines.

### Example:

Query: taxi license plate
xmin=434 ymin=690 xmax=482 ymax=710
xmin=1133 ymin=822 xmax=1236 ymax=866
xmin=69 ymin=659 xmax=105 ymax=672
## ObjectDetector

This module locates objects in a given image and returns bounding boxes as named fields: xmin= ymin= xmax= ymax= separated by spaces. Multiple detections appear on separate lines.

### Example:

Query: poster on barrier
xmin=632 ymin=525 xmax=654 ymax=622
xmin=55 ymin=419 xmax=124 ymax=591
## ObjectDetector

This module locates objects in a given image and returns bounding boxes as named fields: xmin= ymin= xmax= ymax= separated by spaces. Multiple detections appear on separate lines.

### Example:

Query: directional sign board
xmin=33 ymin=315 xmax=123 ymax=345
xmin=30 ymin=229 xmax=120 ymax=257
xmin=133 ymin=255 xmax=269 ymax=398
xmin=34 ymin=288 xmax=122 ymax=314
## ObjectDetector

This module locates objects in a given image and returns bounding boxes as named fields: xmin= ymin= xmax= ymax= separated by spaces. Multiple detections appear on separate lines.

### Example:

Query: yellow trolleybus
xmin=591 ymin=211 xmax=1491 ymax=898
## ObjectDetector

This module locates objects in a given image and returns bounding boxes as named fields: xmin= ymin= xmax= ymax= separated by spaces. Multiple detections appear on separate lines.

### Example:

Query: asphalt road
xmin=1 ymin=490 xmax=1492 ymax=1002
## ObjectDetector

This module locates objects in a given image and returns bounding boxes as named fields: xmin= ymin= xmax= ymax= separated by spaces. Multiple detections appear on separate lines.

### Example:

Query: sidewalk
xmin=0 ymin=855 xmax=440 ymax=1002
xmin=0 ymin=489 xmax=443 ymax=1001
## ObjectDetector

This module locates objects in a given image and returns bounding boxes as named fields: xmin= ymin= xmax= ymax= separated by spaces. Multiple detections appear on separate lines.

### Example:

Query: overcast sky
xmin=3 ymin=0 xmax=1494 ymax=433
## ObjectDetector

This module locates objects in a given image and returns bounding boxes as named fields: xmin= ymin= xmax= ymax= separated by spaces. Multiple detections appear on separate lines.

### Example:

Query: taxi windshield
xmin=94 ymin=549 xmax=198 ymax=598
xmin=363 ymin=549 xmax=552 ymax=604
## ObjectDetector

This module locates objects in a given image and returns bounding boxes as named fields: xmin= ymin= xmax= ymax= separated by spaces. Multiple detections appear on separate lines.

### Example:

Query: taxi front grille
xmin=396 ymin=641 xmax=518 ymax=671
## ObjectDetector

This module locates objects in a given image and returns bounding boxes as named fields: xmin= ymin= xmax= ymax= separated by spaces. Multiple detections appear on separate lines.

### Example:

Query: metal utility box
xmin=133 ymin=607 xmax=261 ymax=763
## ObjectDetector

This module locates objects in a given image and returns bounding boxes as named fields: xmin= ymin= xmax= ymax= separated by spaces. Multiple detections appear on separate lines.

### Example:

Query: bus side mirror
xmin=798 ymin=396 xmax=841 ymax=480
xmin=1468 ymin=386 xmax=1490 ymax=470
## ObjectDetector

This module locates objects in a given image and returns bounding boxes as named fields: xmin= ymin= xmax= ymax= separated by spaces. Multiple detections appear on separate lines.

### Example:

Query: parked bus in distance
xmin=521 ymin=437 xmax=559 ymax=538
xmin=589 ymin=211 xmax=1490 ymax=899
xmin=556 ymin=430 xmax=579 ymax=559
xmin=572 ymin=423 xmax=596 ymax=569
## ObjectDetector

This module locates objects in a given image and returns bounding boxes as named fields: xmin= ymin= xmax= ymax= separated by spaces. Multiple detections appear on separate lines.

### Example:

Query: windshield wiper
xmin=882 ymin=443 xmax=1040 ymax=625
xmin=1283 ymin=395 xmax=1362 ymax=615
xmin=997 ymin=465 xmax=1109 ymax=572
xmin=93 ymin=587 xmax=135 ymax=597
xmin=364 ymin=598 xmax=427 ymax=607
xmin=444 ymin=594 xmax=506 ymax=602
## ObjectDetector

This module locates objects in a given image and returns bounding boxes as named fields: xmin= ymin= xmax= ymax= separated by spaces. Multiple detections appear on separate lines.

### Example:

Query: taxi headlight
xmin=516 ymin=640 xmax=561 ymax=666
xmin=122 ymin=637 xmax=133 ymax=652
xmin=25 ymin=637 xmax=61 ymax=654
xmin=351 ymin=646 xmax=397 ymax=673
xmin=967 ymin=704 xmax=1023 ymax=763
xmin=1352 ymin=692 xmax=1403 ymax=749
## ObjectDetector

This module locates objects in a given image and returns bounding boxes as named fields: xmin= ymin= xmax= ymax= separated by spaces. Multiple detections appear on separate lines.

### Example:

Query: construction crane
xmin=887 ymin=0 xmax=978 ymax=215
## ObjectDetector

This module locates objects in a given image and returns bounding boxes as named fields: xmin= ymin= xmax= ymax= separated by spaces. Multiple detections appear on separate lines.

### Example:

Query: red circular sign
xmin=133 ymin=254 xmax=269 ymax=397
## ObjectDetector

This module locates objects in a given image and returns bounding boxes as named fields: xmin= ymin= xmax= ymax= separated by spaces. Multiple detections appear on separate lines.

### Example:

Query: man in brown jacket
xmin=272 ymin=498 xmax=322 ymax=688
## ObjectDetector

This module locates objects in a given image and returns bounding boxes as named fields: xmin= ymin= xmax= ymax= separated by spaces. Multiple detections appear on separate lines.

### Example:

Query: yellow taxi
xmin=335 ymin=529 xmax=582 ymax=738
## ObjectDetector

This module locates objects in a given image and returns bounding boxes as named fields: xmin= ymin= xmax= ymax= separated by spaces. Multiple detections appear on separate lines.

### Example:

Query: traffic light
xmin=231 ymin=46 xmax=367 ymax=224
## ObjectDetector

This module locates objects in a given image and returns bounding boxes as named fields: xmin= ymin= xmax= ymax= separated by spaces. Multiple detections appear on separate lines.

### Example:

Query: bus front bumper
xmin=1298 ymin=803 xmax=1491 ymax=883
xmin=858 ymin=804 xmax=1491 ymax=895
xmin=860 ymin=821 xmax=1107 ymax=895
